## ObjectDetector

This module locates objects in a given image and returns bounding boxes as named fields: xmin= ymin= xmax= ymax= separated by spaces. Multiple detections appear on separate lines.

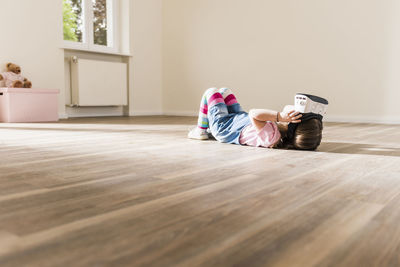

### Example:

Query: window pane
xmin=93 ymin=0 xmax=108 ymax=46
xmin=63 ymin=0 xmax=84 ymax=42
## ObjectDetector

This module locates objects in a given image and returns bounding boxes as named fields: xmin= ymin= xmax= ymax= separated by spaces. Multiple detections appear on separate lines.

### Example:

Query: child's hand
xmin=279 ymin=110 xmax=302 ymax=123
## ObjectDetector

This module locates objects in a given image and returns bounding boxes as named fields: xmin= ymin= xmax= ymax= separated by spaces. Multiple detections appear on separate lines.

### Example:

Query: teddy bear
xmin=0 ymin=63 xmax=32 ymax=88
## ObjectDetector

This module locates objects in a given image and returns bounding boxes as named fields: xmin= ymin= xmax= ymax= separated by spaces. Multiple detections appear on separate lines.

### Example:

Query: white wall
xmin=0 ymin=0 xmax=66 ymax=117
xmin=162 ymin=0 xmax=400 ymax=123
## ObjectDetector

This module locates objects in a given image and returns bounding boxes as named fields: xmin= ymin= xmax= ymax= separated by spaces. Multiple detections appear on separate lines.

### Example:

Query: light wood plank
xmin=0 ymin=117 xmax=400 ymax=267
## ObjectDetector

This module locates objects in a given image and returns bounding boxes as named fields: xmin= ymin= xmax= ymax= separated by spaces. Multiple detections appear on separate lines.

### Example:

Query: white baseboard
xmin=163 ymin=111 xmax=198 ymax=117
xmin=60 ymin=108 xmax=400 ymax=125
xmin=164 ymin=111 xmax=400 ymax=124
xmin=163 ymin=112 xmax=400 ymax=125
xmin=58 ymin=113 xmax=68 ymax=119
xmin=66 ymin=106 xmax=125 ymax=118
xmin=129 ymin=111 xmax=164 ymax=116
xmin=325 ymin=115 xmax=400 ymax=125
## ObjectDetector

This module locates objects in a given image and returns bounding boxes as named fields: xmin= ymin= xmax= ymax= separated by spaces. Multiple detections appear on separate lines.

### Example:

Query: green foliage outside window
xmin=63 ymin=0 xmax=108 ymax=46
xmin=63 ymin=0 xmax=83 ymax=42
xmin=63 ymin=0 xmax=78 ymax=41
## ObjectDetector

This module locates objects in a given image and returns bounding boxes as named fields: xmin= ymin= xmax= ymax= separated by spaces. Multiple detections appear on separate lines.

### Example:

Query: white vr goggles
xmin=294 ymin=93 xmax=328 ymax=116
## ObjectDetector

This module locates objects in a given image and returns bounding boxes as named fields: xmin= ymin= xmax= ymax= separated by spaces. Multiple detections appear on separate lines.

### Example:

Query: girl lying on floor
xmin=188 ymin=88 xmax=323 ymax=150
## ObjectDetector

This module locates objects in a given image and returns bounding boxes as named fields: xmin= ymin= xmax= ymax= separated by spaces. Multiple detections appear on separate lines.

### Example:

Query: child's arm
xmin=249 ymin=108 xmax=302 ymax=131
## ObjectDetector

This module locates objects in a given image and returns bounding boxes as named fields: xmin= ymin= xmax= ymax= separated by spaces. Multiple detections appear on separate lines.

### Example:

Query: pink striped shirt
xmin=239 ymin=122 xmax=281 ymax=148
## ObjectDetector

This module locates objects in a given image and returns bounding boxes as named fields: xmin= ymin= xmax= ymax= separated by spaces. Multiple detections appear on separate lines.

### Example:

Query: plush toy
xmin=0 ymin=63 xmax=32 ymax=88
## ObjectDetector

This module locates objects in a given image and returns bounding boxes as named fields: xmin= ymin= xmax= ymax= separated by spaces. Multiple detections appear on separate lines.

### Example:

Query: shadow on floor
xmin=318 ymin=141 xmax=400 ymax=157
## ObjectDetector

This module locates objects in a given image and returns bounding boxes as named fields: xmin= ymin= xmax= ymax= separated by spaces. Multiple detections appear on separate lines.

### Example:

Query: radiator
xmin=70 ymin=58 xmax=128 ymax=106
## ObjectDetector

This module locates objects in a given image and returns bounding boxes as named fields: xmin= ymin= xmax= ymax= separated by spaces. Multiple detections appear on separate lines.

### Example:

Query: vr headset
xmin=286 ymin=93 xmax=329 ymax=142
xmin=294 ymin=93 xmax=328 ymax=116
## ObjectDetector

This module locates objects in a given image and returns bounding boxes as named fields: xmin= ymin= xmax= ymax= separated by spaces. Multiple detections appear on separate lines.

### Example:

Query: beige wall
xmin=0 ymin=0 xmax=66 ymax=117
xmin=130 ymin=0 xmax=163 ymax=115
xmin=0 ymin=0 xmax=164 ymax=118
xmin=1 ymin=1 xmax=399 ymax=122
xmin=64 ymin=0 xmax=164 ymax=117
xmin=162 ymin=0 xmax=400 ymax=123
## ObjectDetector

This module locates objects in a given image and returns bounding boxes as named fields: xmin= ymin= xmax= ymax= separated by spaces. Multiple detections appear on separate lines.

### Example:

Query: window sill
xmin=61 ymin=46 xmax=132 ymax=57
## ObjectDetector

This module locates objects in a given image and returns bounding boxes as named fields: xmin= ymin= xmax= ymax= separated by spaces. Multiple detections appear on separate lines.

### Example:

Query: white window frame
xmin=63 ymin=0 xmax=119 ymax=54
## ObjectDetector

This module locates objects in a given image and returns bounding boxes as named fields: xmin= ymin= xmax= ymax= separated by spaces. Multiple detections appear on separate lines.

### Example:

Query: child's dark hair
xmin=292 ymin=119 xmax=323 ymax=150
xmin=277 ymin=118 xmax=323 ymax=150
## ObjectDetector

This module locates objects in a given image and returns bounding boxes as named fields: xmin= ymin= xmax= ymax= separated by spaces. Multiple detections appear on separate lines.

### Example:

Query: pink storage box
xmin=0 ymin=88 xmax=59 ymax=122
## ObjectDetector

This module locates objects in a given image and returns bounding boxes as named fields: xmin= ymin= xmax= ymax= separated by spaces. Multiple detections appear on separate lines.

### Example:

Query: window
xmin=63 ymin=0 xmax=118 ymax=53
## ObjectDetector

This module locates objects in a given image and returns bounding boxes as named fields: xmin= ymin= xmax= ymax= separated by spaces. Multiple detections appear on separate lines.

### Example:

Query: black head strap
xmin=286 ymin=113 xmax=323 ymax=141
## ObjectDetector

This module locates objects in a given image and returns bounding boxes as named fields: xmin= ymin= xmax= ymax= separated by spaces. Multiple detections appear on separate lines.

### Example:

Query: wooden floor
xmin=0 ymin=116 xmax=400 ymax=267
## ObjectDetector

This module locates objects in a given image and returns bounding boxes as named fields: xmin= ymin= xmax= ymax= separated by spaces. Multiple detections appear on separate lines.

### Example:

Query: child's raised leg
xmin=197 ymin=88 xmax=225 ymax=129
xmin=219 ymin=88 xmax=245 ymax=114
xmin=189 ymin=87 xmax=227 ymax=140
